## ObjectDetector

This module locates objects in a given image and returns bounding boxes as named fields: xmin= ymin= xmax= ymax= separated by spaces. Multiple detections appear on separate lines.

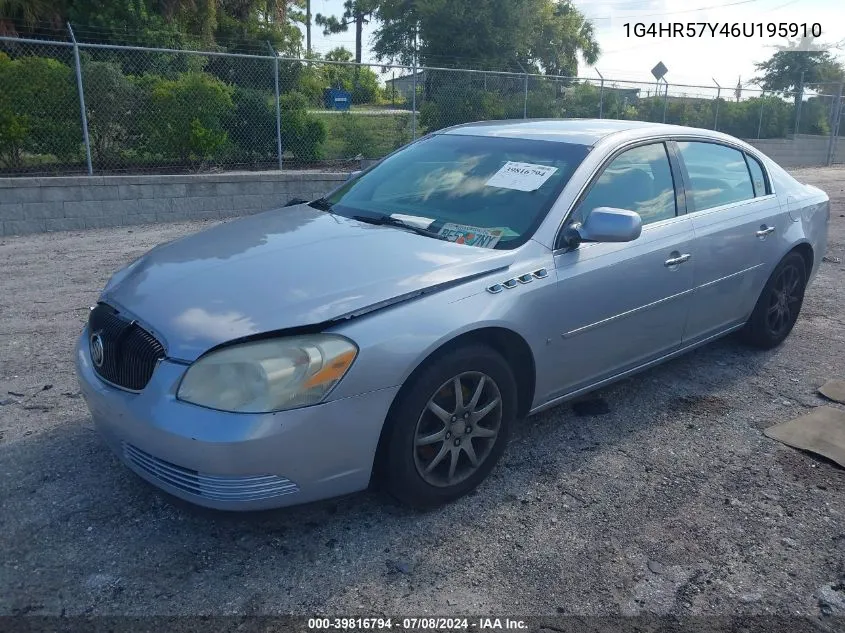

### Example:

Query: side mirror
xmin=577 ymin=207 xmax=642 ymax=243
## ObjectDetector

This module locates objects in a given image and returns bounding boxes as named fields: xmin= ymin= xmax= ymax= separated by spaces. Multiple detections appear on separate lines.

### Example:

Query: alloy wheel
xmin=412 ymin=371 xmax=502 ymax=487
xmin=766 ymin=263 xmax=802 ymax=337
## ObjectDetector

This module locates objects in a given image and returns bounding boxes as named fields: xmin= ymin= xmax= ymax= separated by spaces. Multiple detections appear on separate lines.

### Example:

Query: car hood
xmin=102 ymin=205 xmax=515 ymax=361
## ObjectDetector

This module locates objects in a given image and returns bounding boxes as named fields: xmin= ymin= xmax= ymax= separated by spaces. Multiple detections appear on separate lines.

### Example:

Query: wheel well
xmin=790 ymin=243 xmax=814 ymax=281
xmin=443 ymin=328 xmax=537 ymax=418
xmin=370 ymin=327 xmax=536 ymax=484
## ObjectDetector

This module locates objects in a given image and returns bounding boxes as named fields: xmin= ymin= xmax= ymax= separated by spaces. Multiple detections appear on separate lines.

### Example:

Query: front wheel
xmin=740 ymin=252 xmax=807 ymax=349
xmin=382 ymin=345 xmax=517 ymax=508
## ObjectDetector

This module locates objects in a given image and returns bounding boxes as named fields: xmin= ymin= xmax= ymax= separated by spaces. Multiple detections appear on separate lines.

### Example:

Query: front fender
xmin=325 ymin=255 xmax=556 ymax=408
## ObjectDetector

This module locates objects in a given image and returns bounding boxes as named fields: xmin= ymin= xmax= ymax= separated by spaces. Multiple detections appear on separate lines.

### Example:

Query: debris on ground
xmin=764 ymin=406 xmax=845 ymax=468
xmin=819 ymin=379 xmax=845 ymax=405
xmin=571 ymin=396 xmax=610 ymax=416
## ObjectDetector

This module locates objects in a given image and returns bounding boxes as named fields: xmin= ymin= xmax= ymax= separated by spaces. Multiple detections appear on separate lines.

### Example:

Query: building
xmin=384 ymin=70 xmax=426 ymax=101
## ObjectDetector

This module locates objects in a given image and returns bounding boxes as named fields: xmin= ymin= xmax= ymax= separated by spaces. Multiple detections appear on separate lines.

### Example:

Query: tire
xmin=740 ymin=251 xmax=807 ymax=349
xmin=381 ymin=345 xmax=518 ymax=509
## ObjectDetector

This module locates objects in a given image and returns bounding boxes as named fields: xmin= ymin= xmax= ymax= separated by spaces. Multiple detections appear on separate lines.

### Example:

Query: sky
xmin=302 ymin=0 xmax=844 ymax=92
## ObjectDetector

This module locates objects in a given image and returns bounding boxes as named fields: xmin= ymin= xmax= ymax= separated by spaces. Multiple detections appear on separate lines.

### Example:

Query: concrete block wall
xmin=744 ymin=134 xmax=845 ymax=168
xmin=0 ymin=171 xmax=348 ymax=237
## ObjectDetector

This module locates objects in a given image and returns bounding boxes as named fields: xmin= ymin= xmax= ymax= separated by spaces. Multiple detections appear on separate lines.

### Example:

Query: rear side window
xmin=677 ymin=142 xmax=754 ymax=211
xmin=745 ymin=154 xmax=769 ymax=196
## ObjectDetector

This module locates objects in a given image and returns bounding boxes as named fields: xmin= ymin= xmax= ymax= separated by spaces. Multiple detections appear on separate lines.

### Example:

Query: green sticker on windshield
xmin=438 ymin=223 xmax=504 ymax=248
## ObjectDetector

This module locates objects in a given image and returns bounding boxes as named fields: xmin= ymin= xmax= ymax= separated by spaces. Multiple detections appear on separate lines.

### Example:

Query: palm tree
xmin=0 ymin=0 xmax=66 ymax=34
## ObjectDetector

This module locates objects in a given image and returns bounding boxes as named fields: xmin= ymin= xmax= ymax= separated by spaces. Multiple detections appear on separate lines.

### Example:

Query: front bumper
xmin=75 ymin=328 xmax=399 ymax=510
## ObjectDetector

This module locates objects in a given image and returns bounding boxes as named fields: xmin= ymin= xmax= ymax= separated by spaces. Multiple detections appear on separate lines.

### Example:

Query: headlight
xmin=177 ymin=334 xmax=358 ymax=413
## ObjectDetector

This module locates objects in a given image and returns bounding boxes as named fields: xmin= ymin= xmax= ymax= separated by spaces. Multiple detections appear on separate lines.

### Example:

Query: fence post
xmin=411 ymin=61 xmax=418 ymax=141
xmin=713 ymin=78 xmax=721 ymax=131
xmin=794 ymin=70 xmax=805 ymax=135
xmin=827 ymin=83 xmax=843 ymax=166
xmin=757 ymin=92 xmax=764 ymax=139
xmin=67 ymin=23 xmax=93 ymax=176
xmin=834 ymin=95 xmax=844 ymax=165
xmin=596 ymin=69 xmax=604 ymax=119
xmin=523 ymin=73 xmax=529 ymax=119
xmin=267 ymin=42 xmax=282 ymax=170
xmin=662 ymin=80 xmax=669 ymax=123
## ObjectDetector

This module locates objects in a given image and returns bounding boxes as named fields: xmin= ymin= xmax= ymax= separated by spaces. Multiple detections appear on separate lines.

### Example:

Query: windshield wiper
xmin=352 ymin=214 xmax=449 ymax=241
xmin=309 ymin=197 xmax=333 ymax=211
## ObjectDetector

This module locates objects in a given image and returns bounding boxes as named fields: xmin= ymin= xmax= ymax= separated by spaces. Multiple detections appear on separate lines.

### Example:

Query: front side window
xmin=572 ymin=142 xmax=677 ymax=226
xmin=677 ymin=141 xmax=755 ymax=211
xmin=317 ymin=133 xmax=590 ymax=249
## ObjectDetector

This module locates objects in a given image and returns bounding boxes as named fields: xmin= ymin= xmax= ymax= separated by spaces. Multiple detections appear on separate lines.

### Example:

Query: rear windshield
xmin=317 ymin=133 xmax=590 ymax=249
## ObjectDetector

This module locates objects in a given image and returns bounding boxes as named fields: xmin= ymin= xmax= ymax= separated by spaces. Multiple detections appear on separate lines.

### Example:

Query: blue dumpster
xmin=323 ymin=88 xmax=352 ymax=111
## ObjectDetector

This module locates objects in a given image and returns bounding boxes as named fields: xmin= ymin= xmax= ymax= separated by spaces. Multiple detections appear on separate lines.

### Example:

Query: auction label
xmin=307 ymin=616 xmax=527 ymax=630
xmin=485 ymin=161 xmax=557 ymax=192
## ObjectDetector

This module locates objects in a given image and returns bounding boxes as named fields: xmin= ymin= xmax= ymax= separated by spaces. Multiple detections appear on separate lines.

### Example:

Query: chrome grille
xmin=88 ymin=303 xmax=165 ymax=391
xmin=123 ymin=443 xmax=299 ymax=502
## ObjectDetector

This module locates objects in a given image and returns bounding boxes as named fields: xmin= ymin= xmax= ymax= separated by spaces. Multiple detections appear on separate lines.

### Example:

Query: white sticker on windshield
xmin=438 ymin=223 xmax=504 ymax=249
xmin=389 ymin=213 xmax=435 ymax=229
xmin=485 ymin=161 xmax=558 ymax=192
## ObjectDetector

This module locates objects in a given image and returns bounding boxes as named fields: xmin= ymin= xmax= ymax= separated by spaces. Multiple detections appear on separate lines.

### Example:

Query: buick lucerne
xmin=76 ymin=120 xmax=830 ymax=510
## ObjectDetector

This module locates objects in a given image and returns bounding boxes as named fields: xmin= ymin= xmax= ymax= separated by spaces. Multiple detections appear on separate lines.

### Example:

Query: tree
xmin=315 ymin=0 xmax=379 ymax=64
xmin=527 ymin=0 xmax=599 ymax=77
xmin=5 ymin=0 xmax=305 ymax=54
xmin=0 ymin=0 xmax=65 ymax=34
xmin=322 ymin=47 xmax=382 ymax=102
xmin=754 ymin=46 xmax=845 ymax=110
xmin=371 ymin=0 xmax=599 ymax=76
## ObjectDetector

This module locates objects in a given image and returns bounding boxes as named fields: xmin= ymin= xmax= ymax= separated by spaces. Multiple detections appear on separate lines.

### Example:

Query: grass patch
xmin=313 ymin=111 xmax=416 ymax=160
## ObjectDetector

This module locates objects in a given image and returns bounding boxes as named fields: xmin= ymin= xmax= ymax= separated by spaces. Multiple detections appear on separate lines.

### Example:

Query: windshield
xmin=317 ymin=133 xmax=590 ymax=249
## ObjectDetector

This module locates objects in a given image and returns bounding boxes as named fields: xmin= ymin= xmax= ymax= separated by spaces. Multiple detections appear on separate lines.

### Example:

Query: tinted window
xmin=574 ymin=143 xmax=676 ymax=226
xmin=320 ymin=134 xmax=590 ymax=249
xmin=677 ymin=142 xmax=754 ymax=211
xmin=745 ymin=154 xmax=769 ymax=196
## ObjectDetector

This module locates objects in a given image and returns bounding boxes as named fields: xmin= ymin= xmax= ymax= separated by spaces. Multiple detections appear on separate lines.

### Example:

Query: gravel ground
xmin=1 ymin=166 xmax=844 ymax=619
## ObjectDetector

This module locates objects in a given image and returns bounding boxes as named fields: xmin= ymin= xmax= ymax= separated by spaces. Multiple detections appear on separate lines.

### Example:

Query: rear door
xmin=674 ymin=140 xmax=786 ymax=344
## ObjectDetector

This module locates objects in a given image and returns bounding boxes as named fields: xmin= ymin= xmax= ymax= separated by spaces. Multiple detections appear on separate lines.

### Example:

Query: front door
xmin=540 ymin=141 xmax=696 ymax=401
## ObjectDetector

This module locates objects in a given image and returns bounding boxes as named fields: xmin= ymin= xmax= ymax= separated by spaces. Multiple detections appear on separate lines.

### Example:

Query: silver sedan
xmin=75 ymin=119 xmax=830 ymax=510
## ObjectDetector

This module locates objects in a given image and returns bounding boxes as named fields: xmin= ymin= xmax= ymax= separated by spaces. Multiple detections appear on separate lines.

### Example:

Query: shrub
xmin=0 ymin=54 xmax=81 ymax=167
xmin=334 ymin=113 xmax=381 ymax=158
xmin=280 ymin=91 xmax=326 ymax=161
xmin=141 ymin=72 xmax=234 ymax=163
xmin=224 ymin=87 xmax=276 ymax=163
xmin=419 ymin=83 xmax=506 ymax=131
xmin=82 ymin=60 xmax=143 ymax=166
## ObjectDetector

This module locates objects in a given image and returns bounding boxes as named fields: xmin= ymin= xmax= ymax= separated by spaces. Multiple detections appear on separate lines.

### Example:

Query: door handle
xmin=664 ymin=253 xmax=691 ymax=267
xmin=756 ymin=226 xmax=775 ymax=238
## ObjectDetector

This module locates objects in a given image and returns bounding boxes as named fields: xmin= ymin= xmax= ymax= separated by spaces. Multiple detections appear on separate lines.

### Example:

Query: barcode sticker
xmin=485 ymin=161 xmax=558 ymax=192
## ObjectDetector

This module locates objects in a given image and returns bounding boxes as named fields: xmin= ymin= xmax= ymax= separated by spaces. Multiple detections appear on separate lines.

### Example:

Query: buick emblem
xmin=90 ymin=333 xmax=105 ymax=368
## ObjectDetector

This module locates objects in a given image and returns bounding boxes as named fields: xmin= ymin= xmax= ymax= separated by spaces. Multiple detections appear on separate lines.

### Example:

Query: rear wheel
xmin=741 ymin=252 xmax=807 ymax=349
xmin=382 ymin=345 xmax=517 ymax=508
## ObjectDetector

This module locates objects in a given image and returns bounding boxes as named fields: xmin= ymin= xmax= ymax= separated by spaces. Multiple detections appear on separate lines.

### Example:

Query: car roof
xmin=439 ymin=119 xmax=721 ymax=147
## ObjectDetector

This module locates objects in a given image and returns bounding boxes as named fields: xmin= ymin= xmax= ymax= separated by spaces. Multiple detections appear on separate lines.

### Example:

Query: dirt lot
xmin=1 ymin=166 xmax=844 ymax=619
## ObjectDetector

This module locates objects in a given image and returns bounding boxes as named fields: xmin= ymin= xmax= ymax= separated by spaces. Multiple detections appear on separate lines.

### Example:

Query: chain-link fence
xmin=1 ymin=31 xmax=844 ymax=176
